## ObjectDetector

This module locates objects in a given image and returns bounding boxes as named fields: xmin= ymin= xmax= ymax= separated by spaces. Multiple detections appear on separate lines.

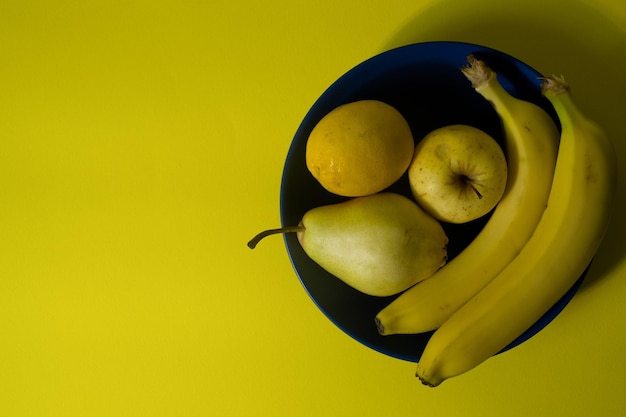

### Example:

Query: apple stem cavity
xmin=458 ymin=174 xmax=483 ymax=199
xmin=247 ymin=226 xmax=306 ymax=249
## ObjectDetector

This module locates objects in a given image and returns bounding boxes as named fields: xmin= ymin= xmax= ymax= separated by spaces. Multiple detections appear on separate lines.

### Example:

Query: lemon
xmin=305 ymin=100 xmax=414 ymax=197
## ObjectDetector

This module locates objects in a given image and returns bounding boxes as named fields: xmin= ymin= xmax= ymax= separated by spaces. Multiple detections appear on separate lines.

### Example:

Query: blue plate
xmin=280 ymin=41 xmax=584 ymax=362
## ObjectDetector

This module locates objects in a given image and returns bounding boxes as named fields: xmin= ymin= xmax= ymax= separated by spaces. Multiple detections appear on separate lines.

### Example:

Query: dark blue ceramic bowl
xmin=280 ymin=41 xmax=584 ymax=362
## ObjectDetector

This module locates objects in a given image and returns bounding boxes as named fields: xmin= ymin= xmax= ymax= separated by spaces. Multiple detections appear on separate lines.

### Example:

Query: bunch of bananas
xmin=375 ymin=56 xmax=618 ymax=387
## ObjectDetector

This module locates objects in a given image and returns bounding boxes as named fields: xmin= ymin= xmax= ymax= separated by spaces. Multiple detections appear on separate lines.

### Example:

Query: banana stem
xmin=247 ymin=226 xmax=305 ymax=249
xmin=461 ymin=56 xmax=511 ymax=109
xmin=541 ymin=75 xmax=584 ymax=136
xmin=461 ymin=55 xmax=519 ymax=130
xmin=540 ymin=75 xmax=570 ymax=96
xmin=461 ymin=55 xmax=496 ymax=90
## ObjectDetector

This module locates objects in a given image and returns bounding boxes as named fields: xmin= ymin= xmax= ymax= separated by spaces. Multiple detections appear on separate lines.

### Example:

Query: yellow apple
xmin=408 ymin=124 xmax=507 ymax=224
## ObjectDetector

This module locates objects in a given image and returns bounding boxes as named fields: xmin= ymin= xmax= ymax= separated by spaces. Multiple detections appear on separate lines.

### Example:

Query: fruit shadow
xmin=381 ymin=0 xmax=626 ymax=290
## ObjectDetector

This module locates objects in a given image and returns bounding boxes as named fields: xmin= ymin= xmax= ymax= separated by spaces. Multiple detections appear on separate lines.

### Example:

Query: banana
xmin=415 ymin=75 xmax=618 ymax=387
xmin=375 ymin=56 xmax=559 ymax=335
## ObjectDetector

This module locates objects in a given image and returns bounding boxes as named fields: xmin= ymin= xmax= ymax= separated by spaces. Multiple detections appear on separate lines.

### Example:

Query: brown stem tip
xmin=540 ymin=74 xmax=570 ymax=97
xmin=461 ymin=54 xmax=495 ymax=89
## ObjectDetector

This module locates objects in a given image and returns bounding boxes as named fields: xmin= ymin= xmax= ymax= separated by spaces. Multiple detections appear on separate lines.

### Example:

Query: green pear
xmin=248 ymin=192 xmax=448 ymax=297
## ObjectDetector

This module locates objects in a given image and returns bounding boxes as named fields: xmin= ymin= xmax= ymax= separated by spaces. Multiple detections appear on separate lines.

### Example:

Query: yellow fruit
xmin=305 ymin=100 xmax=414 ymax=197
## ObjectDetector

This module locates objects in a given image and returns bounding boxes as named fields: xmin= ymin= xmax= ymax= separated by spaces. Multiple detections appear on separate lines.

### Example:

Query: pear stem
xmin=247 ymin=226 xmax=306 ymax=249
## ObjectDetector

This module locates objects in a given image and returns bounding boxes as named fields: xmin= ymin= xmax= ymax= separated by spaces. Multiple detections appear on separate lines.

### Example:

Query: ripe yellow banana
xmin=415 ymin=75 xmax=618 ymax=387
xmin=375 ymin=56 xmax=559 ymax=335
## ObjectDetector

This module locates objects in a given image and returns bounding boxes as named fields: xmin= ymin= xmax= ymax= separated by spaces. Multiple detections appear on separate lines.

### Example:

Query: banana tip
xmin=415 ymin=372 xmax=439 ymax=388
xmin=416 ymin=373 xmax=439 ymax=388
xmin=374 ymin=317 xmax=386 ymax=335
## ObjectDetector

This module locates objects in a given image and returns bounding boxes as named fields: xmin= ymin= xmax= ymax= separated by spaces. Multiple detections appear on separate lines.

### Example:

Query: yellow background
xmin=1 ymin=0 xmax=625 ymax=415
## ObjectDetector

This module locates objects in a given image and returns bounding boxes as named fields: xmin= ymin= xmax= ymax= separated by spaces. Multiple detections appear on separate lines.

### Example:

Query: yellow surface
xmin=1 ymin=0 xmax=625 ymax=415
